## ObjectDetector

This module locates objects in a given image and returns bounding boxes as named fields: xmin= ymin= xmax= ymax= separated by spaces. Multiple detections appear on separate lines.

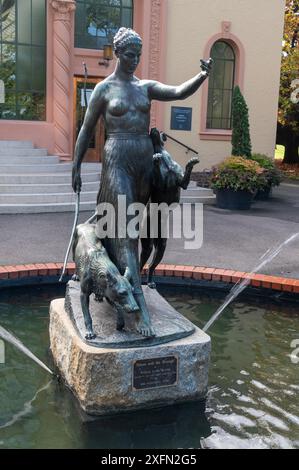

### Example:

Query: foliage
xmin=231 ymin=86 xmax=252 ymax=158
xmin=211 ymin=157 xmax=267 ymax=193
xmin=283 ymin=0 xmax=299 ymax=51
xmin=277 ymin=0 xmax=299 ymax=163
xmin=250 ymin=154 xmax=282 ymax=187
xmin=279 ymin=49 xmax=299 ymax=133
xmin=276 ymin=161 xmax=299 ymax=180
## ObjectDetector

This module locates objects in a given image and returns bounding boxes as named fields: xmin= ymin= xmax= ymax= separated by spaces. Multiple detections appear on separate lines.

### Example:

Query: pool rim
xmin=1 ymin=263 xmax=299 ymax=301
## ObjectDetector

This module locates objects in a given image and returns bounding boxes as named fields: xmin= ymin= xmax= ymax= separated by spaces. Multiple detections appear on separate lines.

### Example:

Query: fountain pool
xmin=0 ymin=284 xmax=298 ymax=449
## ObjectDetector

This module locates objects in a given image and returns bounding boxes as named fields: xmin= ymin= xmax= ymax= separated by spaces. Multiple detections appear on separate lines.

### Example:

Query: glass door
xmin=73 ymin=77 xmax=105 ymax=162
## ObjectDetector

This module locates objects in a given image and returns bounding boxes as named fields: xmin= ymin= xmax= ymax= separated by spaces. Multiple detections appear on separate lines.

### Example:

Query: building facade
xmin=0 ymin=0 xmax=285 ymax=168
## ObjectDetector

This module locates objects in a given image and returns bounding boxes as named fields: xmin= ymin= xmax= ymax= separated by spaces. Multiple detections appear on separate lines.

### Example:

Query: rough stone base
xmin=49 ymin=298 xmax=211 ymax=416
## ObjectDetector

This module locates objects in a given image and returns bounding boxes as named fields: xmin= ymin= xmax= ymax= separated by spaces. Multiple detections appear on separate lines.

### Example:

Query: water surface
xmin=0 ymin=285 xmax=298 ymax=449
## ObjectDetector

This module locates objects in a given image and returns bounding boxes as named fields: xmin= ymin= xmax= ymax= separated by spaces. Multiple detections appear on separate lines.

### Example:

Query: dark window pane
xmin=17 ymin=45 xmax=32 ymax=90
xmin=17 ymin=91 xmax=45 ymax=120
xmin=0 ymin=43 xmax=16 ymax=88
xmin=121 ymin=8 xmax=132 ymax=28
xmin=2 ymin=90 xmax=15 ymax=105
xmin=1 ymin=0 xmax=16 ymax=42
xmin=122 ymin=0 xmax=132 ymax=7
xmin=223 ymin=60 xmax=234 ymax=90
xmin=1 ymin=1 xmax=46 ymax=120
xmin=206 ymin=40 xmax=235 ymax=130
xmin=74 ymin=2 xmax=85 ymax=38
xmin=32 ymin=0 xmax=46 ymax=45
xmin=0 ymin=105 xmax=16 ymax=119
xmin=17 ymin=0 xmax=32 ymax=44
xmin=224 ymin=45 xmax=234 ymax=60
xmin=223 ymin=90 xmax=232 ymax=120
xmin=99 ymin=0 xmax=121 ymax=6
xmin=75 ymin=0 xmax=132 ymax=49
xmin=31 ymin=46 xmax=45 ymax=90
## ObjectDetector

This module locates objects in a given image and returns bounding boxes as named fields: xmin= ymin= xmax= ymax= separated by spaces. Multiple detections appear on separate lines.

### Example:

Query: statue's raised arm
xmin=147 ymin=58 xmax=213 ymax=102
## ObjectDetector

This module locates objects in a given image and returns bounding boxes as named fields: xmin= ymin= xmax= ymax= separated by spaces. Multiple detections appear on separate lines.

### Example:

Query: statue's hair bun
xmin=113 ymin=28 xmax=142 ymax=52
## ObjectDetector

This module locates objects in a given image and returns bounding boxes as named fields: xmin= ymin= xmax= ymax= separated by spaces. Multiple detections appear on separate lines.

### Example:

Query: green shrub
xmin=211 ymin=156 xmax=267 ymax=193
xmin=231 ymin=86 xmax=252 ymax=158
xmin=251 ymin=153 xmax=282 ymax=186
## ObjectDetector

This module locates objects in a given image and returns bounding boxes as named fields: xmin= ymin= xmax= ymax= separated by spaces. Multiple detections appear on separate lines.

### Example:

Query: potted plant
xmin=250 ymin=154 xmax=282 ymax=200
xmin=211 ymin=156 xmax=267 ymax=209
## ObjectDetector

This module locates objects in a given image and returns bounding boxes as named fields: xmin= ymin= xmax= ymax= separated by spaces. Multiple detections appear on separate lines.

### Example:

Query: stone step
xmin=0 ymin=148 xmax=48 ymax=156
xmin=0 ymin=155 xmax=60 ymax=165
xmin=0 ymin=140 xmax=34 ymax=149
xmin=180 ymin=186 xmax=215 ymax=204
xmin=0 ymin=201 xmax=96 ymax=214
xmin=0 ymin=191 xmax=98 ymax=204
xmin=0 ymin=162 xmax=101 ymax=174
xmin=180 ymin=195 xmax=215 ymax=204
xmin=0 ymin=172 xmax=101 ymax=185
xmin=0 ymin=181 xmax=99 ymax=194
xmin=181 ymin=187 xmax=214 ymax=197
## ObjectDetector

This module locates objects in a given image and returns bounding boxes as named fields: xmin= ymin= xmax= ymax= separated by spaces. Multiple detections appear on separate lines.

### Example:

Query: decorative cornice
xmin=51 ymin=0 xmax=76 ymax=18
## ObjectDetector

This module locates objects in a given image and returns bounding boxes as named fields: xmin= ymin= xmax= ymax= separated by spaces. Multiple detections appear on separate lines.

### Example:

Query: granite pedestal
xmin=49 ymin=281 xmax=211 ymax=415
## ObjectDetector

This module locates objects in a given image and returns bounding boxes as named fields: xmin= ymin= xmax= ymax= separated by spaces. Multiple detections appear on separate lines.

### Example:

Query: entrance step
xmin=0 ymin=162 xmax=101 ymax=174
xmin=0 ymin=172 xmax=100 ymax=185
xmin=0 ymin=148 xmax=48 ymax=156
xmin=0 ymin=181 xmax=99 ymax=194
xmin=180 ymin=186 xmax=215 ymax=204
xmin=0 ymin=140 xmax=34 ymax=149
xmin=0 ymin=201 xmax=97 ymax=214
xmin=0 ymin=139 xmax=101 ymax=213
xmin=0 ymin=191 xmax=98 ymax=204
xmin=0 ymin=155 xmax=60 ymax=165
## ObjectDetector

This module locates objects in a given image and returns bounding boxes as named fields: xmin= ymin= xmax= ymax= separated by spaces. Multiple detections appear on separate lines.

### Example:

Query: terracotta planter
xmin=215 ymin=189 xmax=253 ymax=210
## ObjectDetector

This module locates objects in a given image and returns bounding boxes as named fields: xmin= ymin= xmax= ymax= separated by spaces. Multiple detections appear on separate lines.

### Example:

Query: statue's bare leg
xmin=147 ymin=238 xmax=167 ymax=288
xmin=103 ymin=237 xmax=155 ymax=338
xmin=140 ymin=208 xmax=154 ymax=272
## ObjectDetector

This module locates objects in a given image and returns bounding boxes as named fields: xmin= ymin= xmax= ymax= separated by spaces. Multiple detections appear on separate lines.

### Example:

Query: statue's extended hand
xmin=72 ymin=166 xmax=82 ymax=194
xmin=200 ymin=58 xmax=213 ymax=76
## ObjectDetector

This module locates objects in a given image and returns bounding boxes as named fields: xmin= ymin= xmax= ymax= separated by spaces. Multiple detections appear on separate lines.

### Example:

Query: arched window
xmin=206 ymin=41 xmax=235 ymax=130
xmin=75 ymin=0 xmax=133 ymax=50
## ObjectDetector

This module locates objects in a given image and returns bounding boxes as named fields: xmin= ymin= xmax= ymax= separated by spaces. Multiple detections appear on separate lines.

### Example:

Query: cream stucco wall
xmin=161 ymin=0 xmax=285 ymax=169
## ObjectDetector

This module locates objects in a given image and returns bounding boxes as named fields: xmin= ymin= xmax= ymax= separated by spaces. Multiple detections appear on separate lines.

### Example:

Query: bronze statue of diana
xmin=72 ymin=27 xmax=212 ymax=338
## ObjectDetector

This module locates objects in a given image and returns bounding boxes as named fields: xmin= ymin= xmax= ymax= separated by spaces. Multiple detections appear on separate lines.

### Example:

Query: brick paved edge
xmin=0 ymin=263 xmax=299 ymax=293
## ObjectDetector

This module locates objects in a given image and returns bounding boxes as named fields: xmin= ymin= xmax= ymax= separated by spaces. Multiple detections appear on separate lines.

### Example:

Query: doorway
xmin=73 ymin=77 xmax=105 ymax=162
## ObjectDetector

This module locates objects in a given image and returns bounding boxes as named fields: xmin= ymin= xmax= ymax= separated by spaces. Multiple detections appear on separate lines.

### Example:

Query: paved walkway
xmin=0 ymin=183 xmax=299 ymax=279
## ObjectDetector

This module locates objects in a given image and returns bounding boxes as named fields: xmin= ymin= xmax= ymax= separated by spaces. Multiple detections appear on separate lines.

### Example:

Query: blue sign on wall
xmin=171 ymin=106 xmax=192 ymax=131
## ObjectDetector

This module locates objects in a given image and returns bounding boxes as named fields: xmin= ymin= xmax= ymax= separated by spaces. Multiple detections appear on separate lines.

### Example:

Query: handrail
xmin=164 ymin=133 xmax=199 ymax=155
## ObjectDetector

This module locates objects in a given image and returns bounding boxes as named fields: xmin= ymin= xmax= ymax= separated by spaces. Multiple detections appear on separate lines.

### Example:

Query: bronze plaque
xmin=133 ymin=356 xmax=178 ymax=390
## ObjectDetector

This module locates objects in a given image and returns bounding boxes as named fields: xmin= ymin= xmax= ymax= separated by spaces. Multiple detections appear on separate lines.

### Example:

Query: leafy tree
xmin=277 ymin=0 xmax=299 ymax=163
xmin=231 ymin=86 xmax=252 ymax=158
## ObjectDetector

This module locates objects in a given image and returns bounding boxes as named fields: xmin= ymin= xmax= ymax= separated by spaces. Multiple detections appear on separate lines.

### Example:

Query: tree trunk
xmin=283 ymin=130 xmax=299 ymax=164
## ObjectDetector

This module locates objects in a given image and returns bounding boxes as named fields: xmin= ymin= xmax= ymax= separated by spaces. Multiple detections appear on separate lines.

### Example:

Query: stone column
xmin=51 ymin=0 xmax=76 ymax=158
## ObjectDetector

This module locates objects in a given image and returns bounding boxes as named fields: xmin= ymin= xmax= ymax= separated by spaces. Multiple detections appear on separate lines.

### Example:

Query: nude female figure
xmin=72 ymin=28 xmax=211 ymax=338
